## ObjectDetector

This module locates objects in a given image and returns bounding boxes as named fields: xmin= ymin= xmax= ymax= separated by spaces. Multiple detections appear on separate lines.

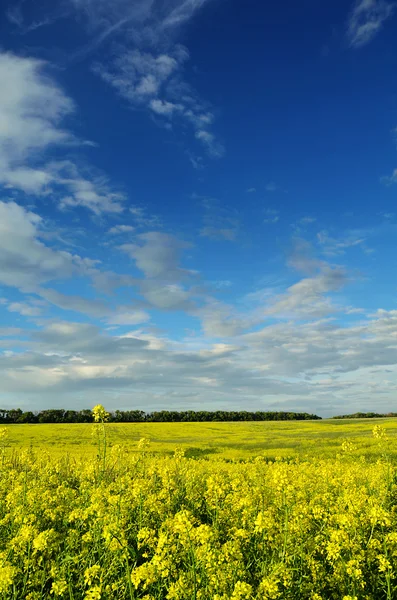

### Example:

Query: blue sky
xmin=1 ymin=0 xmax=397 ymax=416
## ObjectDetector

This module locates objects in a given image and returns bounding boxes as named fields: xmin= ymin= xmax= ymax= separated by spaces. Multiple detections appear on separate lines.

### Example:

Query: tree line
xmin=0 ymin=408 xmax=321 ymax=424
xmin=332 ymin=412 xmax=397 ymax=419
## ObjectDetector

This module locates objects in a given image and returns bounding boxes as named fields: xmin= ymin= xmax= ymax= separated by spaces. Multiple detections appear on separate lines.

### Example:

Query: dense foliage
xmin=0 ymin=409 xmax=321 ymax=424
xmin=333 ymin=412 xmax=397 ymax=419
xmin=0 ymin=420 xmax=396 ymax=599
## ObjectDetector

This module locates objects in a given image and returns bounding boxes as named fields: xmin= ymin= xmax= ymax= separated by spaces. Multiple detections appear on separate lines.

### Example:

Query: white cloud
xmin=106 ymin=309 xmax=151 ymax=325
xmin=139 ymin=281 xmax=193 ymax=310
xmin=95 ymin=49 xmax=183 ymax=104
xmin=0 ymin=52 xmax=126 ymax=214
xmin=199 ymin=196 xmax=240 ymax=241
xmin=50 ymin=161 xmax=125 ymax=214
xmin=63 ymin=0 xmax=223 ymax=160
xmin=0 ymin=52 xmax=73 ymax=193
xmin=118 ymin=231 xmax=200 ymax=310
xmin=37 ymin=287 xmax=110 ymax=318
xmin=347 ymin=0 xmax=394 ymax=48
xmin=5 ymin=0 xmax=223 ymax=162
xmin=200 ymin=227 xmax=237 ymax=241
xmin=95 ymin=45 xmax=223 ymax=158
xmin=150 ymin=98 xmax=182 ymax=115
xmin=0 ymin=201 xmax=137 ymax=321
xmin=120 ymin=231 xmax=192 ymax=280
xmin=316 ymin=230 xmax=367 ymax=256
xmin=265 ymin=182 xmax=278 ymax=192
xmin=130 ymin=206 xmax=162 ymax=228
xmin=108 ymin=225 xmax=135 ymax=234
xmin=196 ymin=300 xmax=258 ymax=337
xmin=7 ymin=302 xmax=42 ymax=317
xmin=4 ymin=275 xmax=397 ymax=414
xmin=264 ymin=267 xmax=348 ymax=320
xmin=263 ymin=209 xmax=279 ymax=224
xmin=195 ymin=130 xmax=224 ymax=158
xmin=381 ymin=167 xmax=397 ymax=185
xmin=0 ymin=201 xmax=77 ymax=290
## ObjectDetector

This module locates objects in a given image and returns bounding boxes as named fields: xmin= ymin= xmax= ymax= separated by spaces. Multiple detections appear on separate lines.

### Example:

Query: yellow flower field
xmin=0 ymin=414 xmax=397 ymax=598
xmin=4 ymin=417 xmax=397 ymax=461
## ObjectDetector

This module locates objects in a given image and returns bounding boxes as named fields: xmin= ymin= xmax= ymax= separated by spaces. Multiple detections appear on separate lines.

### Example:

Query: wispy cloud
xmin=316 ymin=229 xmax=368 ymax=256
xmin=67 ymin=0 xmax=223 ymax=159
xmin=198 ymin=196 xmax=240 ymax=241
xmin=108 ymin=225 xmax=135 ymax=234
xmin=346 ymin=0 xmax=394 ymax=48
xmin=263 ymin=209 xmax=280 ymax=224
xmin=381 ymin=167 xmax=397 ymax=185
xmin=4 ymin=0 xmax=223 ymax=162
xmin=94 ymin=46 xmax=223 ymax=158
xmin=291 ymin=216 xmax=317 ymax=235
xmin=0 ymin=52 xmax=125 ymax=214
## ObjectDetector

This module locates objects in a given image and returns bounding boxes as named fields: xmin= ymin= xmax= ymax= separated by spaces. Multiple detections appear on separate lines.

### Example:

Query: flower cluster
xmin=0 ymin=428 xmax=396 ymax=598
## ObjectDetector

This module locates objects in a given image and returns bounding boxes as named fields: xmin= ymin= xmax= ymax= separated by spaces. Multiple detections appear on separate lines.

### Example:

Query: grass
xmin=4 ymin=417 xmax=397 ymax=460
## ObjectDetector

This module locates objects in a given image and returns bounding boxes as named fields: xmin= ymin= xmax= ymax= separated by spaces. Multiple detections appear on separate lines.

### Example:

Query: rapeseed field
xmin=0 ymin=407 xmax=397 ymax=599
xmin=5 ymin=415 xmax=397 ymax=461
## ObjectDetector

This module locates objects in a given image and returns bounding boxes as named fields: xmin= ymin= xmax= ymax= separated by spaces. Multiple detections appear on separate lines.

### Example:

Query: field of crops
xmin=1 ymin=410 xmax=397 ymax=599
xmin=5 ymin=416 xmax=397 ymax=460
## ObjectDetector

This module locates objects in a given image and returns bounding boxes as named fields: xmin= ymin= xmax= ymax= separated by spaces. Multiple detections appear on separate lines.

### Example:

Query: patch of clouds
xmin=51 ymin=161 xmax=125 ymax=214
xmin=0 ymin=201 xmax=77 ymax=291
xmin=346 ymin=0 xmax=394 ymax=48
xmin=291 ymin=216 xmax=317 ymax=235
xmin=129 ymin=206 xmax=162 ymax=229
xmin=119 ymin=231 xmax=199 ymax=310
xmin=198 ymin=196 xmax=240 ymax=241
xmin=95 ymin=45 xmax=223 ymax=158
xmin=200 ymin=227 xmax=238 ymax=241
xmin=37 ymin=287 xmax=110 ymax=318
xmin=3 ymin=235 xmax=397 ymax=414
xmin=316 ymin=229 xmax=367 ymax=256
xmin=5 ymin=305 xmax=397 ymax=415
xmin=40 ymin=0 xmax=224 ymax=160
xmin=7 ymin=302 xmax=42 ymax=317
xmin=0 ymin=201 xmax=147 ymax=322
xmin=108 ymin=225 xmax=135 ymax=234
xmin=264 ymin=266 xmax=348 ymax=320
xmin=263 ymin=209 xmax=280 ymax=224
xmin=381 ymin=167 xmax=397 ymax=186
xmin=120 ymin=231 xmax=192 ymax=280
xmin=0 ymin=52 xmax=73 ymax=194
xmin=0 ymin=52 xmax=125 ymax=214
xmin=195 ymin=300 xmax=259 ymax=337
xmin=106 ymin=309 xmax=151 ymax=325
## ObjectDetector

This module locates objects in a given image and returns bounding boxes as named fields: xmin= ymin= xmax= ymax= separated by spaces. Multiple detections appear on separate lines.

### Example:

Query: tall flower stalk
xmin=92 ymin=404 xmax=110 ymax=480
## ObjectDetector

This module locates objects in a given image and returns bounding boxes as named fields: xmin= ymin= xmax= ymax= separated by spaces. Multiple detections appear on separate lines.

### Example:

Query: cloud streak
xmin=347 ymin=0 xmax=394 ymax=48
xmin=0 ymin=52 xmax=125 ymax=214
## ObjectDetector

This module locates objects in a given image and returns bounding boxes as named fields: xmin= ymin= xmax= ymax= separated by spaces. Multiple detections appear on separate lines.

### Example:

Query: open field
xmin=4 ymin=418 xmax=397 ymax=460
xmin=1 ymin=417 xmax=397 ymax=598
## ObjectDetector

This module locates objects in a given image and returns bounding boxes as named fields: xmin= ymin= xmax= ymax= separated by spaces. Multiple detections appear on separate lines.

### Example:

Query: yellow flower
xmin=33 ymin=529 xmax=55 ymax=552
xmin=377 ymin=555 xmax=392 ymax=573
xmin=372 ymin=425 xmax=386 ymax=439
xmin=138 ymin=438 xmax=151 ymax=450
xmin=231 ymin=581 xmax=252 ymax=599
xmin=84 ymin=585 xmax=102 ymax=600
xmin=84 ymin=565 xmax=101 ymax=587
xmin=50 ymin=580 xmax=68 ymax=597
xmin=92 ymin=405 xmax=109 ymax=423
xmin=0 ymin=565 xmax=17 ymax=593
